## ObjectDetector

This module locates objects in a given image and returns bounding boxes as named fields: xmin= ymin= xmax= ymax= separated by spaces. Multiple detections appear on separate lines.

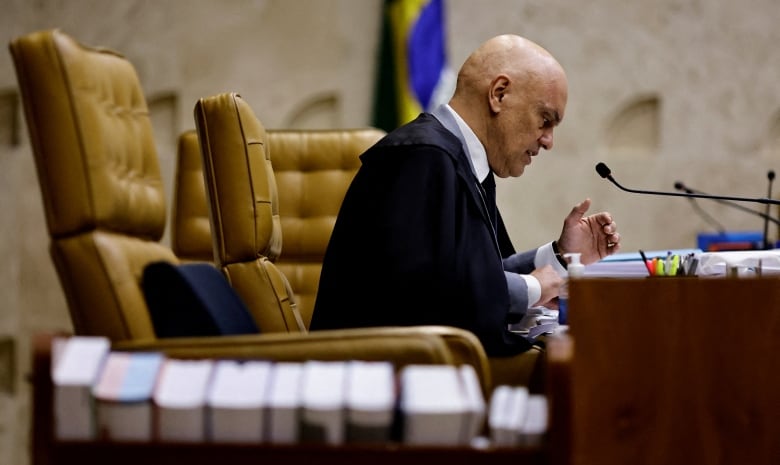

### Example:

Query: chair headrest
xmin=10 ymin=29 xmax=167 ymax=240
xmin=193 ymin=92 xmax=282 ymax=265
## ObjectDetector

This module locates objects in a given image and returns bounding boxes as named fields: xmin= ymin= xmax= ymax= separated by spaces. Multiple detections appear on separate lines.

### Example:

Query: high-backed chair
xmin=194 ymin=92 xmax=307 ymax=334
xmin=9 ymin=30 xmax=493 ymax=393
xmin=10 ymin=28 xmax=178 ymax=341
xmin=171 ymin=130 xmax=213 ymax=263
xmin=270 ymin=128 xmax=384 ymax=325
xmin=171 ymin=127 xmax=384 ymax=324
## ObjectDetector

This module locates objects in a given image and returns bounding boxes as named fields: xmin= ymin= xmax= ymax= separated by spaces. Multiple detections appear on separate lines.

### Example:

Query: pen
xmin=638 ymin=250 xmax=653 ymax=276
xmin=653 ymin=257 xmax=663 ymax=276
xmin=670 ymin=254 xmax=680 ymax=276
xmin=687 ymin=258 xmax=698 ymax=276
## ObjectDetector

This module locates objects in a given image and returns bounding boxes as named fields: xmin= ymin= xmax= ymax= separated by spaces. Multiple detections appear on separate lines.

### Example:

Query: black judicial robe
xmin=310 ymin=113 xmax=535 ymax=356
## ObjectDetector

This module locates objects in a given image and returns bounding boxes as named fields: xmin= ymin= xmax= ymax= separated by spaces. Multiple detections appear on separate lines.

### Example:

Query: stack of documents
xmin=583 ymin=249 xmax=702 ymax=277
xmin=695 ymin=249 xmax=780 ymax=276
xmin=487 ymin=386 xmax=548 ymax=447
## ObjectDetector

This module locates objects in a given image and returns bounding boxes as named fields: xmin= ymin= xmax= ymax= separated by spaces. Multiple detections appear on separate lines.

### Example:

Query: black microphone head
xmin=595 ymin=162 xmax=611 ymax=179
xmin=674 ymin=181 xmax=693 ymax=193
xmin=768 ymin=170 xmax=775 ymax=181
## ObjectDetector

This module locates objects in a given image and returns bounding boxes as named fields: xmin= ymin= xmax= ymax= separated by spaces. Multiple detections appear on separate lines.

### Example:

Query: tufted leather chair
xmin=194 ymin=92 xmax=304 ymax=334
xmin=270 ymin=128 xmax=384 ymax=326
xmin=9 ymin=28 xmax=178 ymax=342
xmin=171 ymin=130 xmax=213 ymax=263
xmin=171 ymin=127 xmax=383 ymax=325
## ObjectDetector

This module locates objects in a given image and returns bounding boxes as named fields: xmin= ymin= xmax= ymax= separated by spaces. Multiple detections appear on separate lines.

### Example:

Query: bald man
xmin=311 ymin=35 xmax=620 ymax=356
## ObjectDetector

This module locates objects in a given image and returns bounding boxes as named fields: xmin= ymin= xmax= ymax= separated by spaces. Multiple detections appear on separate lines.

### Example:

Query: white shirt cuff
xmin=520 ymin=274 xmax=542 ymax=307
xmin=535 ymin=241 xmax=568 ymax=276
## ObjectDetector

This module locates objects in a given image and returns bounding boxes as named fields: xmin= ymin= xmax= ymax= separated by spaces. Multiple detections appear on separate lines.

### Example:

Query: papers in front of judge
xmin=582 ymin=248 xmax=780 ymax=277
xmin=582 ymin=249 xmax=702 ymax=277
xmin=696 ymin=249 xmax=780 ymax=276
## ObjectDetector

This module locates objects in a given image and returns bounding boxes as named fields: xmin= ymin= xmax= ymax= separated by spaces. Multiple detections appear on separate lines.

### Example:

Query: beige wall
xmin=0 ymin=1 xmax=778 ymax=463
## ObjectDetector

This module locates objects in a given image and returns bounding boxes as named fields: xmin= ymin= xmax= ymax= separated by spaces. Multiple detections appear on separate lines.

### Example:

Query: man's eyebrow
xmin=550 ymin=110 xmax=562 ymax=124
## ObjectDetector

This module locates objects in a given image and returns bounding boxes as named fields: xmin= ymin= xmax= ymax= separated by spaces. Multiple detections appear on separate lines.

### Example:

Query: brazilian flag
xmin=372 ymin=0 xmax=453 ymax=132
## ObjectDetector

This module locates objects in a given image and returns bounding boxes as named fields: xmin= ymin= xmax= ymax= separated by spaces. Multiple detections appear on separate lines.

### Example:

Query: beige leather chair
xmin=194 ymin=92 xmax=303 ymax=334
xmin=171 ymin=130 xmax=213 ymax=263
xmin=10 ymin=28 xmax=177 ymax=341
xmin=171 ymin=126 xmax=384 ymax=325
xmin=270 ymin=128 xmax=384 ymax=326
xmin=9 ymin=29 xmax=492 ymax=392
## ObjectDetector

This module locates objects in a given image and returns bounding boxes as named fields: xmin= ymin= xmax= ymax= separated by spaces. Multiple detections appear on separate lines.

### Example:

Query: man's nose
xmin=540 ymin=130 xmax=554 ymax=150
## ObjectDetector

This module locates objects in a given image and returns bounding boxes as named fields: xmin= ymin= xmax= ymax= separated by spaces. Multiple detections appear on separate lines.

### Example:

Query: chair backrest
xmin=193 ymin=92 xmax=305 ymax=334
xmin=9 ymin=29 xmax=177 ymax=341
xmin=171 ymin=129 xmax=213 ymax=262
xmin=171 ymin=127 xmax=384 ymax=325
xmin=270 ymin=128 xmax=384 ymax=325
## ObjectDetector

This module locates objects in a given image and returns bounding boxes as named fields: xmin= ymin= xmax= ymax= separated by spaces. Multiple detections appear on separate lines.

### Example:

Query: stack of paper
xmin=153 ymin=359 xmax=214 ymax=442
xmin=299 ymin=360 xmax=348 ymax=445
xmin=399 ymin=364 xmax=468 ymax=446
xmin=517 ymin=395 xmax=548 ymax=447
xmin=696 ymin=249 xmax=780 ymax=276
xmin=92 ymin=351 xmax=165 ymax=441
xmin=51 ymin=336 xmax=110 ymax=440
xmin=488 ymin=385 xmax=528 ymax=446
xmin=266 ymin=362 xmax=304 ymax=444
xmin=458 ymin=365 xmax=486 ymax=443
xmin=583 ymin=248 xmax=702 ymax=277
xmin=488 ymin=385 xmax=548 ymax=447
xmin=344 ymin=360 xmax=396 ymax=443
xmin=207 ymin=360 xmax=272 ymax=443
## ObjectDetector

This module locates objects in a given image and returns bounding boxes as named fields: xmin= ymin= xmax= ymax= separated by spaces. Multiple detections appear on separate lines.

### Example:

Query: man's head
xmin=449 ymin=34 xmax=568 ymax=178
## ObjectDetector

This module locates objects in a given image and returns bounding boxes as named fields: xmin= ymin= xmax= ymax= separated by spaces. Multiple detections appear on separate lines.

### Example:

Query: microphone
xmin=673 ymin=182 xmax=726 ymax=233
xmin=764 ymin=170 xmax=775 ymax=249
xmin=673 ymin=180 xmax=780 ymax=228
xmin=595 ymin=162 xmax=780 ymax=207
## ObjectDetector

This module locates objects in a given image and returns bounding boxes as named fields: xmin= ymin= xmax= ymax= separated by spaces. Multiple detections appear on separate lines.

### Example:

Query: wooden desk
xmin=547 ymin=277 xmax=780 ymax=465
xmin=30 ymin=333 xmax=548 ymax=465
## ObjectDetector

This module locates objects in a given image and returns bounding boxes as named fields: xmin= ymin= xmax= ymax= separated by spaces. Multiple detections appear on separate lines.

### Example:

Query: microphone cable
xmin=680 ymin=195 xmax=726 ymax=234
xmin=764 ymin=170 xmax=775 ymax=249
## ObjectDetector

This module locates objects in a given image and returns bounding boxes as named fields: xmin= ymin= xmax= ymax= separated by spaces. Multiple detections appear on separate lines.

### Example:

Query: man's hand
xmin=556 ymin=198 xmax=621 ymax=265
xmin=531 ymin=265 xmax=564 ymax=307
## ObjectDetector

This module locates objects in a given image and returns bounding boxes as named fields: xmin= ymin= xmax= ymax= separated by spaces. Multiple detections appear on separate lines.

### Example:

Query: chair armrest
xmin=487 ymin=345 xmax=545 ymax=391
xmin=114 ymin=326 xmax=491 ymax=393
xmin=412 ymin=325 xmax=492 ymax=393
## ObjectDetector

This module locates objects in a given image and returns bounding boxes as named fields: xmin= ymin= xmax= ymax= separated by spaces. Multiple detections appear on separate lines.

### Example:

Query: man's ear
xmin=489 ymin=75 xmax=510 ymax=112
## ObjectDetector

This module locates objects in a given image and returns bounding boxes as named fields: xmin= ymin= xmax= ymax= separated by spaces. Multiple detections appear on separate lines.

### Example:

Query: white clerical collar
xmin=432 ymin=104 xmax=490 ymax=183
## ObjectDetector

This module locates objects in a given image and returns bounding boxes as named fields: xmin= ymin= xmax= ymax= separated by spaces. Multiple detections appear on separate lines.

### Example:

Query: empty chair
xmin=171 ymin=129 xmax=214 ymax=263
xmin=194 ymin=92 xmax=304 ymax=333
xmin=10 ymin=28 xmax=177 ymax=341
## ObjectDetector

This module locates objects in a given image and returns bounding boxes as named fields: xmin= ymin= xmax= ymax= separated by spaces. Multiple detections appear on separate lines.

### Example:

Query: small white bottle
xmin=558 ymin=253 xmax=584 ymax=326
